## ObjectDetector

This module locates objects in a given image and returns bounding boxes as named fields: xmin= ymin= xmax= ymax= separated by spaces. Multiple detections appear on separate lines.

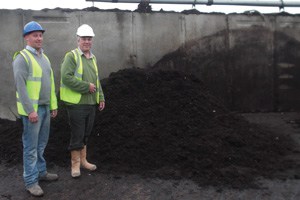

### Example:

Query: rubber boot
xmin=71 ymin=150 xmax=81 ymax=178
xmin=80 ymin=146 xmax=97 ymax=171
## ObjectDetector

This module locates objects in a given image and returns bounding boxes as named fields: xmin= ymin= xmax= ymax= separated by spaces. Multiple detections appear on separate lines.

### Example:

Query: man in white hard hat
xmin=13 ymin=21 xmax=58 ymax=197
xmin=60 ymin=24 xmax=105 ymax=178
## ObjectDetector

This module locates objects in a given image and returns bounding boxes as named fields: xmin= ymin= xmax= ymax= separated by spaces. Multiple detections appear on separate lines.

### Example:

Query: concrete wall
xmin=0 ymin=9 xmax=300 ymax=119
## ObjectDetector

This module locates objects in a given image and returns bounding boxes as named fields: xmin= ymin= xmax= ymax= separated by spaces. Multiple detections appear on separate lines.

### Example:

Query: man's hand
xmin=99 ymin=101 xmax=105 ymax=111
xmin=89 ymin=83 xmax=96 ymax=93
xmin=51 ymin=110 xmax=58 ymax=118
xmin=28 ymin=111 xmax=38 ymax=123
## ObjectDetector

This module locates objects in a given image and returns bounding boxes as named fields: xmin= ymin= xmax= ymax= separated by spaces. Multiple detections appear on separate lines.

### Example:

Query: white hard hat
xmin=76 ymin=24 xmax=95 ymax=37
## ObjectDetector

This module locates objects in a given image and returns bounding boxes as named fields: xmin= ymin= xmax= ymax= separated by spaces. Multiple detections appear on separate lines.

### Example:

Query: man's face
xmin=24 ymin=31 xmax=43 ymax=50
xmin=78 ymin=37 xmax=93 ymax=53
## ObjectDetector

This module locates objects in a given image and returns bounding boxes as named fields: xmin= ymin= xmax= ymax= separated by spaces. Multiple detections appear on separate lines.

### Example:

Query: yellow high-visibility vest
xmin=13 ymin=49 xmax=57 ymax=116
xmin=60 ymin=48 xmax=100 ymax=104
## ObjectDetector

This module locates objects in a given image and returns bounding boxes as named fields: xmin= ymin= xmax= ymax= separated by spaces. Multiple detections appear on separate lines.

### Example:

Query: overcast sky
xmin=0 ymin=0 xmax=299 ymax=14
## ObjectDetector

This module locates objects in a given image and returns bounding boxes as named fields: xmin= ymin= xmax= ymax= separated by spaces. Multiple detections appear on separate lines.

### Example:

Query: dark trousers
xmin=66 ymin=104 xmax=96 ymax=151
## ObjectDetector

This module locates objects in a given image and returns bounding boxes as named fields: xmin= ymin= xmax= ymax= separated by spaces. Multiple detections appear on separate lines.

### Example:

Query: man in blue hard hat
xmin=12 ymin=21 xmax=58 ymax=197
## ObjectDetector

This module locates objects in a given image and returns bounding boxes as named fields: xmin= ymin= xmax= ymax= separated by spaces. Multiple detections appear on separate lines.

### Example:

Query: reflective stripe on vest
xmin=14 ymin=49 xmax=57 ymax=116
xmin=60 ymin=48 xmax=100 ymax=104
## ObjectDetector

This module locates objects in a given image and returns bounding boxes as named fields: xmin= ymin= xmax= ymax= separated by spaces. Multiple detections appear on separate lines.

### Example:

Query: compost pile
xmin=0 ymin=68 xmax=296 ymax=189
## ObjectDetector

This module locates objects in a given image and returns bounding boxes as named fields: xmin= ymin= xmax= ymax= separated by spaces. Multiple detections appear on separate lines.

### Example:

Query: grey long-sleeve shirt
xmin=13 ymin=45 xmax=52 ymax=115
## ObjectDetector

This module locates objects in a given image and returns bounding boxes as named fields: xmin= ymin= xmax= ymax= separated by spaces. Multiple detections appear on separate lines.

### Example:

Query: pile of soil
xmin=135 ymin=2 xmax=152 ymax=13
xmin=0 ymin=68 xmax=297 ymax=189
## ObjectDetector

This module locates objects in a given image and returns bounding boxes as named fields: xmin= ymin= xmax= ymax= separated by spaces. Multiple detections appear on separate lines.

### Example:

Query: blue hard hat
xmin=23 ymin=21 xmax=45 ymax=36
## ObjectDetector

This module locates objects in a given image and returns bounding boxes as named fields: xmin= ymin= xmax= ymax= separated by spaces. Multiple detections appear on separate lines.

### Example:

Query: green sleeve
xmin=98 ymin=81 xmax=105 ymax=102
xmin=61 ymin=52 xmax=90 ymax=94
